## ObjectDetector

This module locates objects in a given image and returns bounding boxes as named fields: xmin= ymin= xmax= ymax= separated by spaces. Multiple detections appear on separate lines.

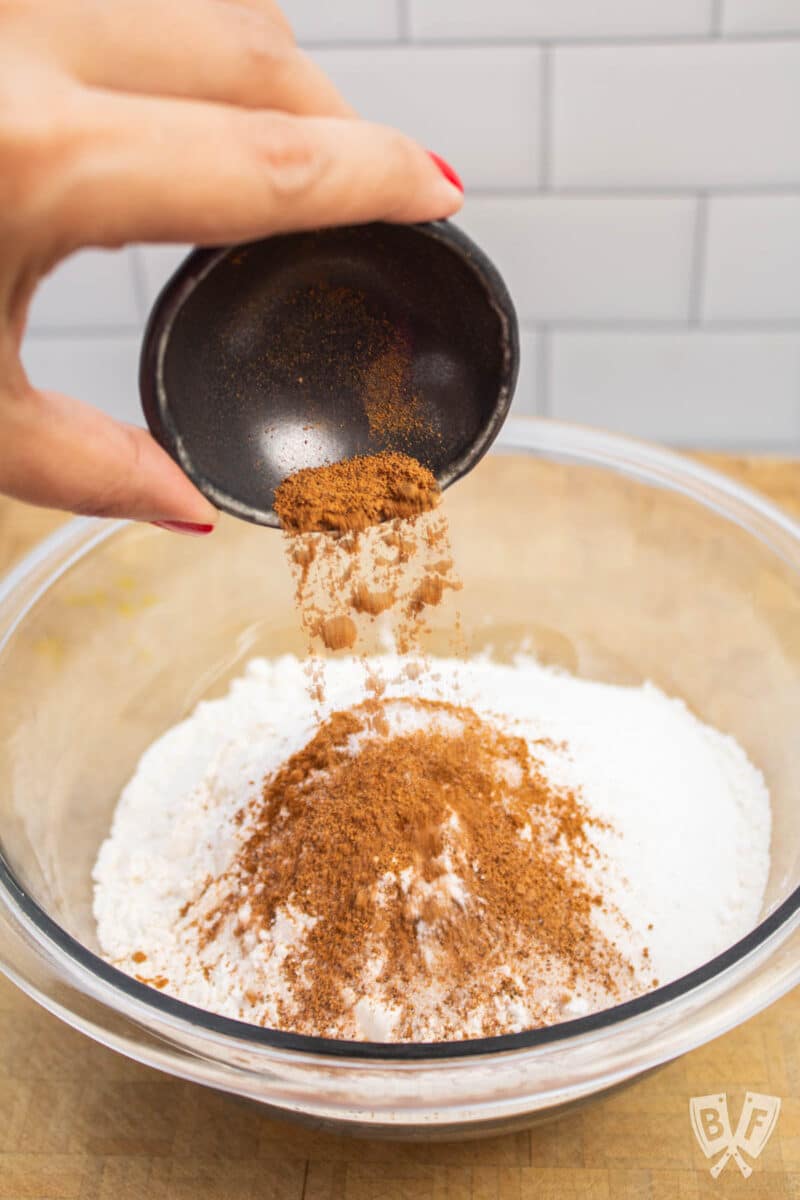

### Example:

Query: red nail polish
xmin=151 ymin=520 xmax=215 ymax=536
xmin=428 ymin=151 xmax=464 ymax=194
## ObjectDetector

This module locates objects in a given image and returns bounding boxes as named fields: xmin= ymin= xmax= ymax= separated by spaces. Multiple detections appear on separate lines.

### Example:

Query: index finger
xmin=56 ymin=92 xmax=463 ymax=247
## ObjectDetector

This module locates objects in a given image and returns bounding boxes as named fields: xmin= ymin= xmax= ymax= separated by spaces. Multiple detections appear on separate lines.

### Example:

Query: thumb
xmin=0 ymin=385 xmax=217 ymax=530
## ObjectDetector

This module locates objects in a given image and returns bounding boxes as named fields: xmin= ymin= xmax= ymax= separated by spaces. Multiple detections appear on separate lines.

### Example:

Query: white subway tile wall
xmin=137 ymin=246 xmax=192 ymax=309
xmin=312 ymin=47 xmax=541 ymax=188
xmin=702 ymin=196 xmax=800 ymax=321
xmin=285 ymin=0 xmax=399 ymax=42
xmin=19 ymin=5 xmax=800 ymax=450
xmin=411 ymin=1 xmax=714 ymax=41
xmin=552 ymin=42 xmax=800 ymax=188
xmin=551 ymin=332 xmax=800 ymax=445
xmin=27 ymin=250 xmax=140 ymax=331
xmin=456 ymin=196 xmax=695 ymax=321
xmin=21 ymin=336 xmax=142 ymax=427
xmin=514 ymin=330 xmax=542 ymax=416
xmin=721 ymin=1 xmax=800 ymax=36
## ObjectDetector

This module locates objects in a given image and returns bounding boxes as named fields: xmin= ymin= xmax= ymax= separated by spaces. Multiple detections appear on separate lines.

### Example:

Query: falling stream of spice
xmin=273 ymin=450 xmax=463 ymax=655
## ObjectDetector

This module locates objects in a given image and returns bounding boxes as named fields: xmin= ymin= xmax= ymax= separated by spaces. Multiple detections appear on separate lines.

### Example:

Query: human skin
xmin=0 ymin=0 xmax=463 ymax=533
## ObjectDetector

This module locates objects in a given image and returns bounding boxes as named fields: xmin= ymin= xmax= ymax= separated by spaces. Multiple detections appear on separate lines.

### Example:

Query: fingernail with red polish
xmin=151 ymin=520 xmax=215 ymax=536
xmin=428 ymin=151 xmax=464 ymax=194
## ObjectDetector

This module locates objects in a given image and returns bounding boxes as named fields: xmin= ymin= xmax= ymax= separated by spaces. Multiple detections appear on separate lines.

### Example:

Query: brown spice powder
xmin=276 ymin=452 xmax=463 ymax=656
xmin=319 ymin=615 xmax=357 ymax=652
xmin=274 ymin=451 xmax=440 ymax=534
xmin=266 ymin=283 xmax=429 ymax=447
xmin=199 ymin=698 xmax=635 ymax=1040
xmin=351 ymin=582 xmax=395 ymax=616
xmin=361 ymin=345 xmax=426 ymax=443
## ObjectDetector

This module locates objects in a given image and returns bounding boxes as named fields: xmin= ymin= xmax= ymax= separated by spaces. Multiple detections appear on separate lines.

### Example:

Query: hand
xmin=0 ymin=0 xmax=463 ymax=533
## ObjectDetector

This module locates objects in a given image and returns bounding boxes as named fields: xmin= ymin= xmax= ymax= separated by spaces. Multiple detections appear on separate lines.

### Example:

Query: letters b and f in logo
xmin=690 ymin=1092 xmax=781 ymax=1178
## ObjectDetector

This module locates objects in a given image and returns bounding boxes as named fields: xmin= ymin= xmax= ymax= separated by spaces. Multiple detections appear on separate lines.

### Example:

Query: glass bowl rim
xmin=1 ymin=417 xmax=799 ymax=1064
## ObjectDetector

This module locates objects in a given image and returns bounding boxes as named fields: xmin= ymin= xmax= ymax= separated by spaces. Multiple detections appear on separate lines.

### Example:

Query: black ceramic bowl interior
xmin=140 ymin=221 xmax=519 ymax=526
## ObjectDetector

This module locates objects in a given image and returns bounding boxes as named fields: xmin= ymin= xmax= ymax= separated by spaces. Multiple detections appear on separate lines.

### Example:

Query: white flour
xmin=93 ymin=655 xmax=771 ymax=1040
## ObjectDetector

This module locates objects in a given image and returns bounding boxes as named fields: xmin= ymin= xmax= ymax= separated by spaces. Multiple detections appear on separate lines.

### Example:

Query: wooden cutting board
xmin=1 ymin=452 xmax=799 ymax=1200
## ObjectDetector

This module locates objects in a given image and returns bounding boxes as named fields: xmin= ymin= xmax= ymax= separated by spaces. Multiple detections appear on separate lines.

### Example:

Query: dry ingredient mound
xmin=275 ymin=452 xmax=462 ymax=654
xmin=197 ymin=697 xmax=633 ymax=1040
xmin=93 ymin=655 xmax=771 ymax=1043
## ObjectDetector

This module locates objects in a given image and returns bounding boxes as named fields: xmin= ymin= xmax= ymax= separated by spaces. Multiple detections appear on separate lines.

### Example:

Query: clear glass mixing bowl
xmin=1 ymin=419 xmax=798 ymax=1139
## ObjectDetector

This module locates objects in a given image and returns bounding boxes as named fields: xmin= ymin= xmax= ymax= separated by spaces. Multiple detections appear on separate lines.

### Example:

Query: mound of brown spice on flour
xmin=274 ymin=452 xmax=462 ymax=654
xmin=193 ymin=697 xmax=636 ymax=1040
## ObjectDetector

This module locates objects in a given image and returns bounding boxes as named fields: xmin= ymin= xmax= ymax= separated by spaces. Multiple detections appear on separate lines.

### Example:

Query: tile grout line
xmin=301 ymin=32 xmax=800 ymax=50
xmin=539 ymin=47 xmax=552 ymax=189
xmin=518 ymin=318 xmax=800 ymax=332
xmin=689 ymin=194 xmax=710 ymax=325
xmin=464 ymin=185 xmax=800 ymax=197
xmin=711 ymin=0 xmax=725 ymax=37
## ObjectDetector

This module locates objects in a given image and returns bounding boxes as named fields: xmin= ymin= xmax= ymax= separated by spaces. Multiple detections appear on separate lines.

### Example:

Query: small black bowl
xmin=140 ymin=221 xmax=519 ymax=527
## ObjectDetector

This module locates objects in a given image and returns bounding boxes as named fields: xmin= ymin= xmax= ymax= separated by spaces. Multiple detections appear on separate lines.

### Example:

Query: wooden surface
xmin=1 ymin=454 xmax=800 ymax=1200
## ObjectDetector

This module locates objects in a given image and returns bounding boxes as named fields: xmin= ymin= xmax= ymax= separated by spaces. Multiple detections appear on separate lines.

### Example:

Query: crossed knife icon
xmin=690 ymin=1092 xmax=781 ymax=1178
